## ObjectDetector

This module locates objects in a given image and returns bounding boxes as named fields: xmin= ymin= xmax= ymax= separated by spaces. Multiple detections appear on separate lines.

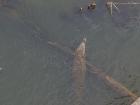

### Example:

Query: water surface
xmin=0 ymin=0 xmax=140 ymax=105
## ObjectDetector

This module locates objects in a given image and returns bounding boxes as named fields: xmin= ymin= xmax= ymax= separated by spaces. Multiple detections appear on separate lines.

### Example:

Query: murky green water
xmin=0 ymin=0 xmax=140 ymax=105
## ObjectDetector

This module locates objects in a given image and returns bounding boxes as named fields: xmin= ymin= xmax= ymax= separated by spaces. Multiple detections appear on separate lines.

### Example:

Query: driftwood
xmin=72 ymin=38 xmax=86 ymax=105
xmin=48 ymin=41 xmax=138 ymax=103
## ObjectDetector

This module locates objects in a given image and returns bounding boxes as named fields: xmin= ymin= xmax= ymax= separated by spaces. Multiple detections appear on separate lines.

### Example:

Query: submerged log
xmin=131 ymin=97 xmax=140 ymax=105
xmin=48 ymin=40 xmax=138 ymax=102
xmin=72 ymin=38 xmax=86 ymax=105
xmin=86 ymin=62 xmax=138 ymax=101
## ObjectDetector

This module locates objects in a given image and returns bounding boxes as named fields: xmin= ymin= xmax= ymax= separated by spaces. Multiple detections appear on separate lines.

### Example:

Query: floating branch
xmin=48 ymin=41 xmax=138 ymax=102
xmin=72 ymin=38 xmax=86 ymax=105
xmin=106 ymin=1 xmax=120 ymax=15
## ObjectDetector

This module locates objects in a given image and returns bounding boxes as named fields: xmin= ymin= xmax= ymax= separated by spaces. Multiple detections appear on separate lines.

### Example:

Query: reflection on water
xmin=0 ymin=0 xmax=140 ymax=105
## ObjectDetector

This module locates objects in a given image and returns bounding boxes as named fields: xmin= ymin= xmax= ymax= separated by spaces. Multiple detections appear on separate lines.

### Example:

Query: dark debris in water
xmin=59 ymin=1 xmax=140 ymax=32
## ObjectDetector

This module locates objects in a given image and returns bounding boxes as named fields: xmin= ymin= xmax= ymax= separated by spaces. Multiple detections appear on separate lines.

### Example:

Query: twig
xmin=106 ymin=1 xmax=120 ymax=15
xmin=106 ymin=1 xmax=140 ymax=15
